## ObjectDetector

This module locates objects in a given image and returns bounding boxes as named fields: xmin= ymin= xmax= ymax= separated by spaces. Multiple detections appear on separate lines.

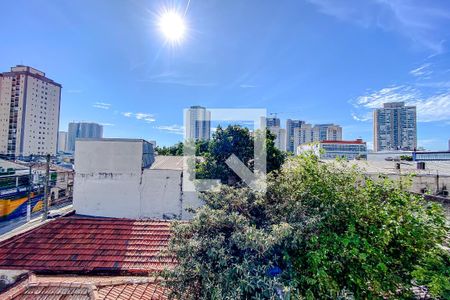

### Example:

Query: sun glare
xmin=158 ymin=10 xmax=186 ymax=43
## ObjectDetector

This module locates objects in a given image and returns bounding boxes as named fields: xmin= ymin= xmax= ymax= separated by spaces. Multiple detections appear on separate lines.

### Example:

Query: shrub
xmin=163 ymin=154 xmax=449 ymax=299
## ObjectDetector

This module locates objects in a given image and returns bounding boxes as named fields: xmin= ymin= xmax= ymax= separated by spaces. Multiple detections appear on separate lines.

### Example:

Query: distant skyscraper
xmin=286 ymin=119 xmax=305 ymax=153
xmin=185 ymin=106 xmax=211 ymax=141
xmin=58 ymin=131 xmax=68 ymax=152
xmin=67 ymin=122 xmax=103 ymax=152
xmin=293 ymin=123 xmax=319 ymax=150
xmin=261 ymin=116 xmax=284 ymax=151
xmin=373 ymin=102 xmax=417 ymax=152
xmin=313 ymin=124 xmax=343 ymax=141
xmin=269 ymin=126 xmax=286 ymax=151
xmin=0 ymin=65 xmax=61 ymax=157
xmin=265 ymin=117 xmax=280 ymax=128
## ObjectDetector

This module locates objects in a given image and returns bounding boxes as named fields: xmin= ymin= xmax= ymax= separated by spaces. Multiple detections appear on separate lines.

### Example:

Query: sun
xmin=158 ymin=10 xmax=186 ymax=43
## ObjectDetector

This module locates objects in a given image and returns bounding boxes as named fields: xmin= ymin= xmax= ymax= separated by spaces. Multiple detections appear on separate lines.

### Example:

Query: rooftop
xmin=321 ymin=139 xmax=365 ymax=145
xmin=0 ymin=216 xmax=175 ymax=275
xmin=150 ymin=156 xmax=184 ymax=171
xmin=3 ymin=274 xmax=168 ymax=299
xmin=328 ymin=160 xmax=450 ymax=176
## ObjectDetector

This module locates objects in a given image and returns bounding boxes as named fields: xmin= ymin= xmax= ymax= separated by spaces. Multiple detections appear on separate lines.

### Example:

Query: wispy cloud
xmin=306 ymin=0 xmax=450 ymax=53
xmin=92 ymin=102 xmax=112 ymax=110
xmin=352 ymin=85 xmax=450 ymax=122
xmin=351 ymin=112 xmax=372 ymax=122
xmin=240 ymin=84 xmax=258 ymax=88
xmin=154 ymin=124 xmax=184 ymax=135
xmin=140 ymin=71 xmax=216 ymax=87
xmin=100 ymin=123 xmax=114 ymax=126
xmin=135 ymin=113 xmax=156 ymax=123
xmin=415 ymin=81 xmax=450 ymax=89
xmin=410 ymin=63 xmax=433 ymax=77
xmin=121 ymin=112 xmax=156 ymax=123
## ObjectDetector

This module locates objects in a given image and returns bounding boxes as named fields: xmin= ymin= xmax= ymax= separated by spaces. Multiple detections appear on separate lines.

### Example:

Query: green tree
xmin=155 ymin=142 xmax=184 ymax=156
xmin=196 ymin=125 xmax=286 ymax=185
xmin=163 ymin=154 xmax=449 ymax=299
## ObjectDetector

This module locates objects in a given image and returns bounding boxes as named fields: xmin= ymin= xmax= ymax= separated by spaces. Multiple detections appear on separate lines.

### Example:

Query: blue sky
xmin=1 ymin=0 xmax=450 ymax=149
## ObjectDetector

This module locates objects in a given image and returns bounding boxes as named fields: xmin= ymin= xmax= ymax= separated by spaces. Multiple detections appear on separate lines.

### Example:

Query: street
xmin=0 ymin=202 xmax=74 ymax=241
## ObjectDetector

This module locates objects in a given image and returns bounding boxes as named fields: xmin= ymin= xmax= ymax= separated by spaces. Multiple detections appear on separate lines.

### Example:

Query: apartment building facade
xmin=67 ymin=122 xmax=103 ymax=152
xmin=373 ymin=102 xmax=417 ymax=152
xmin=297 ymin=139 xmax=367 ymax=160
xmin=0 ymin=66 xmax=61 ymax=158
xmin=286 ymin=119 xmax=304 ymax=152
xmin=292 ymin=123 xmax=343 ymax=151
xmin=57 ymin=131 xmax=68 ymax=153
xmin=185 ymin=106 xmax=211 ymax=141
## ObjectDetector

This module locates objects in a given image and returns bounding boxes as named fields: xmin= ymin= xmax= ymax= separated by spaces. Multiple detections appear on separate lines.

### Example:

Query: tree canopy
xmin=163 ymin=154 xmax=449 ymax=299
xmin=156 ymin=125 xmax=287 ymax=186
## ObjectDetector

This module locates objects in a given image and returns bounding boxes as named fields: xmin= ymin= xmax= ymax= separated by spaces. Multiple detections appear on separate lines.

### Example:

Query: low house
xmin=0 ymin=215 xmax=173 ymax=299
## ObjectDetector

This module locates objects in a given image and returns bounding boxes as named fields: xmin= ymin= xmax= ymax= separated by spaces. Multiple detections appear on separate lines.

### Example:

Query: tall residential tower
xmin=185 ymin=106 xmax=211 ymax=141
xmin=373 ymin=102 xmax=417 ymax=152
xmin=286 ymin=119 xmax=305 ymax=153
xmin=67 ymin=122 xmax=103 ymax=152
xmin=0 ymin=66 xmax=61 ymax=158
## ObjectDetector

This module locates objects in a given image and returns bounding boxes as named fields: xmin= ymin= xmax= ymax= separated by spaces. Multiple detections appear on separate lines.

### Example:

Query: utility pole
xmin=42 ymin=154 xmax=50 ymax=221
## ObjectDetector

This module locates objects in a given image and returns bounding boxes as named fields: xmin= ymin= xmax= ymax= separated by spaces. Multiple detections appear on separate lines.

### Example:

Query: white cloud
xmin=410 ymin=63 xmax=433 ymax=77
xmin=154 ymin=124 xmax=184 ymax=135
xmin=306 ymin=0 xmax=450 ymax=53
xmin=121 ymin=112 xmax=156 ymax=123
xmin=351 ymin=112 xmax=372 ymax=122
xmin=415 ymin=81 xmax=450 ymax=89
xmin=240 ymin=84 xmax=257 ymax=88
xmin=100 ymin=123 xmax=114 ymax=126
xmin=140 ymin=71 xmax=216 ymax=87
xmin=135 ymin=113 xmax=156 ymax=123
xmin=352 ymin=85 xmax=450 ymax=122
xmin=92 ymin=102 xmax=111 ymax=110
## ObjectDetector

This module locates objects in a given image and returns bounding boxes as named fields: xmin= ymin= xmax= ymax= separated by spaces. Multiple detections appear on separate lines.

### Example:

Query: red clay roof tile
xmin=0 ymin=216 xmax=175 ymax=275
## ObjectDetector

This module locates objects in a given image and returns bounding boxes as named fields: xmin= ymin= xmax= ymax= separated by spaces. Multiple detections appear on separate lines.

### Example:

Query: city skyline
xmin=1 ymin=0 xmax=449 ymax=149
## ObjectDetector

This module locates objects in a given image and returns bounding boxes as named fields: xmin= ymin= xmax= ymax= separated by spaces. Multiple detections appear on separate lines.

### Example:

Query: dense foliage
xmin=163 ymin=154 xmax=449 ymax=299
xmin=156 ymin=142 xmax=184 ymax=156
xmin=195 ymin=125 xmax=285 ymax=185
xmin=156 ymin=125 xmax=287 ymax=185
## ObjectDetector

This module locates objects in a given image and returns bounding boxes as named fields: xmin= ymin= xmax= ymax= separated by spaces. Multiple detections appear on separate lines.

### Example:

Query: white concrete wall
xmin=366 ymin=173 xmax=450 ymax=195
xmin=141 ymin=169 xmax=182 ymax=219
xmin=75 ymin=139 xmax=144 ymax=174
xmin=74 ymin=140 xmax=196 ymax=220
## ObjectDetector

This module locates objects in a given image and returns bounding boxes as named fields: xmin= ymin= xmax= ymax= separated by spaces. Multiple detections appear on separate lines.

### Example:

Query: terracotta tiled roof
xmin=7 ymin=282 xmax=93 ymax=300
xmin=0 ymin=216 xmax=175 ymax=275
xmin=2 ymin=275 xmax=169 ymax=299
xmin=97 ymin=280 xmax=168 ymax=299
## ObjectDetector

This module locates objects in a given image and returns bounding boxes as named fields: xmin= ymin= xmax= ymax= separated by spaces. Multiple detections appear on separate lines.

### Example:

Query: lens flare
xmin=158 ymin=10 xmax=186 ymax=43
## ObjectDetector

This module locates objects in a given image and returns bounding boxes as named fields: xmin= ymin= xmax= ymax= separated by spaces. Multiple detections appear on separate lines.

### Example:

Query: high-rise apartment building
xmin=314 ymin=124 xmax=342 ymax=141
xmin=67 ymin=122 xmax=103 ymax=152
xmin=0 ymin=66 xmax=61 ymax=157
xmin=286 ymin=119 xmax=305 ymax=152
xmin=268 ymin=126 xmax=286 ymax=151
xmin=293 ymin=123 xmax=319 ymax=150
xmin=261 ymin=116 xmax=285 ymax=151
xmin=373 ymin=102 xmax=417 ymax=152
xmin=185 ymin=106 xmax=211 ymax=141
xmin=265 ymin=117 xmax=280 ymax=128
xmin=58 ymin=131 xmax=68 ymax=152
